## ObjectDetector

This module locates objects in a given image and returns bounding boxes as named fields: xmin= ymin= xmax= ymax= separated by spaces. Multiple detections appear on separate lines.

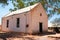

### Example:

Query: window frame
xmin=16 ymin=18 xmax=20 ymax=28
xmin=40 ymin=13 xmax=42 ymax=16
xmin=6 ymin=20 xmax=9 ymax=28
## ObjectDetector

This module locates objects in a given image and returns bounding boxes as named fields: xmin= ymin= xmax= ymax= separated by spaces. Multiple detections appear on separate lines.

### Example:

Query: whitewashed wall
xmin=2 ymin=13 xmax=27 ymax=32
xmin=2 ymin=3 xmax=48 ymax=33
xmin=26 ymin=3 xmax=48 ymax=33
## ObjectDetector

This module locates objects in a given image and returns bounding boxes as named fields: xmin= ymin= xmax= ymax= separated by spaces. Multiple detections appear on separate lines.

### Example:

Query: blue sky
xmin=0 ymin=1 xmax=14 ymax=25
xmin=0 ymin=1 xmax=60 ymax=27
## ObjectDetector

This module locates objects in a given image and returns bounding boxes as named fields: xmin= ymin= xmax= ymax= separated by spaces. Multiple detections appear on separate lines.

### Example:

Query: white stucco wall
xmin=2 ymin=3 xmax=48 ymax=33
xmin=26 ymin=3 xmax=48 ymax=33
xmin=2 ymin=13 xmax=28 ymax=32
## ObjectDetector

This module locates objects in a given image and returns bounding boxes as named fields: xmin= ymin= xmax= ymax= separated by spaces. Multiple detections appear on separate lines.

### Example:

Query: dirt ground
xmin=0 ymin=32 xmax=60 ymax=40
xmin=4 ymin=34 xmax=60 ymax=40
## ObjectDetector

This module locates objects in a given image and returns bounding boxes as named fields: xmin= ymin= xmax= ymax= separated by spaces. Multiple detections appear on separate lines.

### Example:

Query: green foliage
xmin=40 ymin=0 xmax=47 ymax=6
xmin=29 ymin=2 xmax=35 ymax=5
xmin=9 ymin=0 xmax=25 ymax=11
xmin=9 ymin=8 xmax=17 ymax=12
xmin=0 ymin=0 xmax=9 ymax=7
xmin=16 ymin=0 xmax=25 ymax=9
xmin=58 ymin=8 xmax=60 ymax=13
xmin=9 ymin=0 xmax=60 ymax=19
xmin=0 ymin=0 xmax=8 ymax=4
xmin=1 ymin=0 xmax=60 ymax=18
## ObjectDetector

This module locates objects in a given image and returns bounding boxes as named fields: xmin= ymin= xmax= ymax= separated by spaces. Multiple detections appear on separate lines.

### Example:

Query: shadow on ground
xmin=0 ymin=32 xmax=59 ymax=40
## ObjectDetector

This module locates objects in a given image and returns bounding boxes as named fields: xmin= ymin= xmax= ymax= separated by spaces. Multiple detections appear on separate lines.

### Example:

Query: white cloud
xmin=48 ymin=22 xmax=52 ymax=27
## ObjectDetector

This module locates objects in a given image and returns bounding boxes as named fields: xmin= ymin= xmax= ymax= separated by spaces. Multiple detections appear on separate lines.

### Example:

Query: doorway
xmin=39 ymin=22 xmax=43 ymax=32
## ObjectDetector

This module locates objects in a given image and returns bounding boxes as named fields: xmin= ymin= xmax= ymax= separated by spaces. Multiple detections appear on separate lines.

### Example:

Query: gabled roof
xmin=4 ymin=3 xmax=39 ymax=17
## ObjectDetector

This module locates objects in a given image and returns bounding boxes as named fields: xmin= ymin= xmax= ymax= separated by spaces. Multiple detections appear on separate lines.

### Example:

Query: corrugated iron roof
xmin=4 ymin=3 xmax=39 ymax=17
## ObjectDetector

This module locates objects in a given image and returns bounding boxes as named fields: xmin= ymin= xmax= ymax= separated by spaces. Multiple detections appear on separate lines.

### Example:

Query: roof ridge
xmin=4 ymin=3 xmax=39 ymax=17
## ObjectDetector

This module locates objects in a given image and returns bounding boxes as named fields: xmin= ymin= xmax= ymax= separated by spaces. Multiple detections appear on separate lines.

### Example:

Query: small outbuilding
xmin=2 ymin=3 xmax=48 ymax=34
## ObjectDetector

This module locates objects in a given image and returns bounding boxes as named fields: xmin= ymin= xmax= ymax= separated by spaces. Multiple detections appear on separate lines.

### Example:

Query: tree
xmin=0 ymin=0 xmax=9 ymax=6
xmin=9 ymin=0 xmax=60 ymax=19
xmin=0 ymin=0 xmax=60 ymax=18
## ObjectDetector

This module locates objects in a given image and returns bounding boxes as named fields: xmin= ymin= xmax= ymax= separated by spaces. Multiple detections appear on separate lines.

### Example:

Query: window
xmin=26 ymin=24 xmax=29 ymax=28
xmin=40 ymin=13 xmax=42 ymax=16
xmin=7 ymin=20 xmax=9 ymax=28
xmin=16 ymin=18 xmax=20 ymax=28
